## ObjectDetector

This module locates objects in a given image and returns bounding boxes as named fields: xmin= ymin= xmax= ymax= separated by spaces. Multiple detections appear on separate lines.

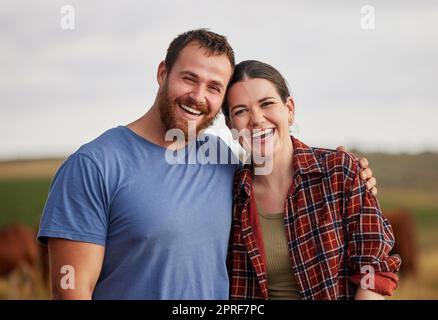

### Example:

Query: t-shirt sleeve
xmin=37 ymin=153 xmax=109 ymax=246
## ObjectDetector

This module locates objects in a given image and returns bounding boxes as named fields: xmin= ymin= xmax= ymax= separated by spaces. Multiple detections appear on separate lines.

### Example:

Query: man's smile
xmin=179 ymin=104 xmax=203 ymax=116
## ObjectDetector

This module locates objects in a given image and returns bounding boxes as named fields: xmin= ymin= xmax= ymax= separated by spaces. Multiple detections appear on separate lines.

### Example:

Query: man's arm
xmin=355 ymin=287 xmax=385 ymax=300
xmin=48 ymin=238 xmax=105 ymax=300
xmin=343 ymin=153 xmax=401 ymax=299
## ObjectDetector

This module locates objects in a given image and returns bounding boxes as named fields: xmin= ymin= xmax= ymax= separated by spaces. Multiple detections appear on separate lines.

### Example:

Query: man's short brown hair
xmin=165 ymin=29 xmax=235 ymax=73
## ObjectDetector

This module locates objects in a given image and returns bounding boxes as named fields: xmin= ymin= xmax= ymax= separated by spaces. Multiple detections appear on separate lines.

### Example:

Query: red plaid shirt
xmin=227 ymin=137 xmax=401 ymax=300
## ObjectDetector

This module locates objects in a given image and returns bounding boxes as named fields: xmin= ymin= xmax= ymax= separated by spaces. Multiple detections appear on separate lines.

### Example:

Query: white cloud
xmin=0 ymin=0 xmax=437 ymax=159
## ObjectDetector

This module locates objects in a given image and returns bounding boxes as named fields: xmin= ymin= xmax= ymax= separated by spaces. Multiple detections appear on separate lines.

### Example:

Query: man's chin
xmin=177 ymin=120 xmax=213 ymax=138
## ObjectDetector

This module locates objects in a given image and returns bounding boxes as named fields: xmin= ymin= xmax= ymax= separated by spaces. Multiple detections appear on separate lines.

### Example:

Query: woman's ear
xmin=157 ymin=61 xmax=167 ymax=87
xmin=286 ymin=96 xmax=295 ymax=124
xmin=225 ymin=116 xmax=232 ymax=130
xmin=225 ymin=116 xmax=239 ymax=141
xmin=286 ymin=96 xmax=295 ymax=113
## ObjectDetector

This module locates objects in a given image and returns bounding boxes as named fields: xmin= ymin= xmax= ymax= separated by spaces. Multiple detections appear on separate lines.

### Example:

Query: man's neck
xmin=127 ymin=103 xmax=187 ymax=150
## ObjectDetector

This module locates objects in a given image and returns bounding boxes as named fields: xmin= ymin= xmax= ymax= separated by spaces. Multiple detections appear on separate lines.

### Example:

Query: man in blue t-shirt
xmin=38 ymin=29 xmax=376 ymax=299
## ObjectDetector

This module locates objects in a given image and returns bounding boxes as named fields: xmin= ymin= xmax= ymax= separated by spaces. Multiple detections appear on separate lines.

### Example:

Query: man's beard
xmin=157 ymin=81 xmax=217 ymax=140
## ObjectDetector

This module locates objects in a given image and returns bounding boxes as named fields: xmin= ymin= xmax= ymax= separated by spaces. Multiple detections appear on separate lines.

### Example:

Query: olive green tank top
xmin=257 ymin=207 xmax=301 ymax=300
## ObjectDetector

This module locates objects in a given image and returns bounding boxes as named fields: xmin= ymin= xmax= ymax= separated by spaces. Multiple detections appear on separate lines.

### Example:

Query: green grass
xmin=0 ymin=179 xmax=52 ymax=227
xmin=0 ymin=162 xmax=437 ymax=299
xmin=1 ymin=179 xmax=437 ymax=251
xmin=0 ymin=153 xmax=437 ymax=298
xmin=378 ymin=187 xmax=438 ymax=250
xmin=352 ymin=151 xmax=438 ymax=191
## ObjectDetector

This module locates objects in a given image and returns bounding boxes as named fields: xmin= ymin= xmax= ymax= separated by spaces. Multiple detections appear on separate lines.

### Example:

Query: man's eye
xmin=209 ymin=86 xmax=221 ymax=93
xmin=183 ymin=77 xmax=195 ymax=83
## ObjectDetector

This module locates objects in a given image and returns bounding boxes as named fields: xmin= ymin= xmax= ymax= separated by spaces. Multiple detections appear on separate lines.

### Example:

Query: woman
xmin=223 ymin=60 xmax=401 ymax=300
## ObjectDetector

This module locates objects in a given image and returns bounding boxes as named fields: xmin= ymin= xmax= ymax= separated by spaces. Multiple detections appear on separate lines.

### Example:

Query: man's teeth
xmin=252 ymin=129 xmax=274 ymax=138
xmin=180 ymin=104 xmax=202 ymax=115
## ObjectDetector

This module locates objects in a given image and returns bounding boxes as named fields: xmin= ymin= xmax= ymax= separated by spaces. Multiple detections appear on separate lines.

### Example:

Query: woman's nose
xmin=250 ymin=108 xmax=265 ymax=127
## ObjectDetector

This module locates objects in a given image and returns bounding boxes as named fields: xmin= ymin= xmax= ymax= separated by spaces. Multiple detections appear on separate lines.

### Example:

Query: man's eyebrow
xmin=180 ymin=71 xmax=199 ymax=78
xmin=180 ymin=71 xmax=225 ymax=90
xmin=209 ymin=80 xmax=225 ymax=90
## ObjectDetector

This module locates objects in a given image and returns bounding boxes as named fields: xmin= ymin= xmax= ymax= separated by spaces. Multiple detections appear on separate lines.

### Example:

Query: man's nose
xmin=188 ymin=85 xmax=206 ymax=105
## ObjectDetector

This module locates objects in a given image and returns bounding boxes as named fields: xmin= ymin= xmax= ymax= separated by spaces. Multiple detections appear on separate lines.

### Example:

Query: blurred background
xmin=1 ymin=0 xmax=437 ymax=299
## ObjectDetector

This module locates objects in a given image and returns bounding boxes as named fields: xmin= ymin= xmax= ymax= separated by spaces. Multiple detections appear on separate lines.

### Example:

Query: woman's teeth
xmin=180 ymin=104 xmax=202 ymax=116
xmin=252 ymin=128 xmax=274 ymax=139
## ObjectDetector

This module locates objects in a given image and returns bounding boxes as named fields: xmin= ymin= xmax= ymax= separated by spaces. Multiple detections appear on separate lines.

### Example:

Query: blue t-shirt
xmin=38 ymin=126 xmax=240 ymax=299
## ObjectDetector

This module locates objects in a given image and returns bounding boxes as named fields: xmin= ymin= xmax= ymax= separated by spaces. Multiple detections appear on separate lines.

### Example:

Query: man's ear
xmin=157 ymin=61 xmax=167 ymax=87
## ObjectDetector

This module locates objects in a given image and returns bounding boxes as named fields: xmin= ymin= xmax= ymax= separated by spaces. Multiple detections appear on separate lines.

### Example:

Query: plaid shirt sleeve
xmin=343 ymin=152 xmax=402 ymax=295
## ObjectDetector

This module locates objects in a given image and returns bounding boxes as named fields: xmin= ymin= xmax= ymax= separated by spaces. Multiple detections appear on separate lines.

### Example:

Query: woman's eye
xmin=261 ymin=101 xmax=273 ymax=107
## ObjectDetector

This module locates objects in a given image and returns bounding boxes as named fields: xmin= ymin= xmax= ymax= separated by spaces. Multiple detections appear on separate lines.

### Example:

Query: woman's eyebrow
xmin=230 ymin=104 xmax=246 ymax=112
xmin=258 ymin=97 xmax=276 ymax=103
xmin=230 ymin=97 xmax=276 ymax=112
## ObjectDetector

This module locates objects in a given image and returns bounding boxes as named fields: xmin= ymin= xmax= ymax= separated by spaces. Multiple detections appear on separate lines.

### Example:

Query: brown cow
xmin=0 ymin=223 xmax=49 ymax=299
xmin=385 ymin=210 xmax=418 ymax=276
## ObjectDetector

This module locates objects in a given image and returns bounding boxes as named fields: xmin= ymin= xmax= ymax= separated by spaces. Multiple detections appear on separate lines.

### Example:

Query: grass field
xmin=0 ymin=179 xmax=52 ymax=227
xmin=0 ymin=153 xmax=437 ymax=299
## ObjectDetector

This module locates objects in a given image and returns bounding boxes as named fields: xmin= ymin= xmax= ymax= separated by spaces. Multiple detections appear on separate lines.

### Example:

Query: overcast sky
xmin=1 ymin=0 xmax=437 ymax=160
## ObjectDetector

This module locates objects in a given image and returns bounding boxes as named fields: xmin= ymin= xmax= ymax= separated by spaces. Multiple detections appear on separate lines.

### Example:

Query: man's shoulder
xmin=198 ymin=133 xmax=241 ymax=168
xmin=73 ymin=126 xmax=132 ymax=161
xmin=78 ymin=126 xmax=124 ymax=151
xmin=311 ymin=147 xmax=360 ymax=176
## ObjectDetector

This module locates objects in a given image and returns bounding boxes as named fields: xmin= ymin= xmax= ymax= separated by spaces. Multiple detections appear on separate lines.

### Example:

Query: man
xmin=38 ymin=29 xmax=376 ymax=299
